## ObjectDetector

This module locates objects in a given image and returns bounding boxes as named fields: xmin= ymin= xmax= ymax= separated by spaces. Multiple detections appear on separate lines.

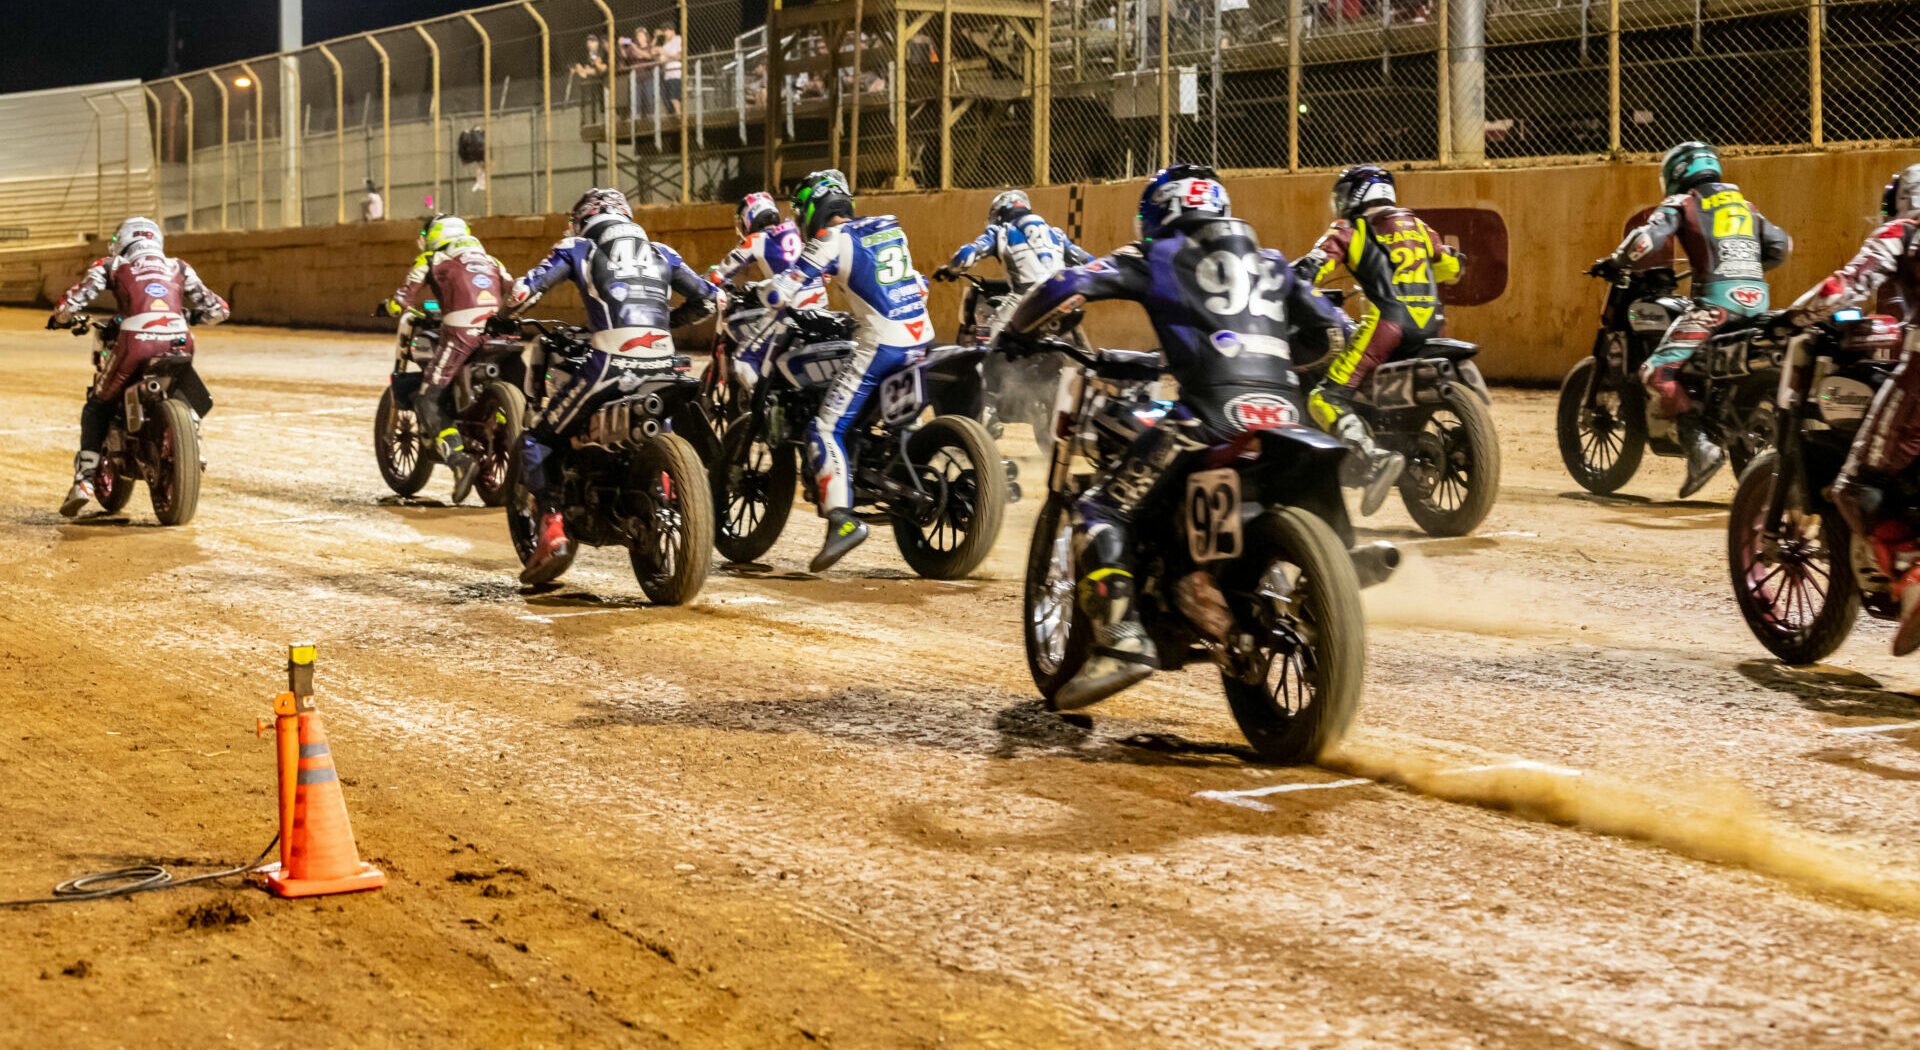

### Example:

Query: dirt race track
xmin=6 ymin=306 xmax=1920 ymax=1048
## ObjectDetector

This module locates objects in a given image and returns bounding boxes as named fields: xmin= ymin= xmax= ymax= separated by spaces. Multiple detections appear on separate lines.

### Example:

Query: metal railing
xmin=124 ymin=0 xmax=1920 ymax=235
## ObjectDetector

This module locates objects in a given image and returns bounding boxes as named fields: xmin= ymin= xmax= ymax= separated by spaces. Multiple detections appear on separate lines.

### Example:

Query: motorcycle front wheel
xmin=147 ymin=398 xmax=201 ymax=527
xmin=1398 ymin=384 xmax=1500 ymax=537
xmin=1023 ymin=491 xmax=1088 ymax=698
xmin=1557 ymin=354 xmax=1646 ymax=495
xmin=892 ymin=415 xmax=1007 ymax=579
xmin=468 ymin=380 xmax=526 ymax=507
xmin=628 ymin=433 xmax=714 ymax=606
xmin=1726 ymin=450 xmax=1860 ymax=664
xmin=712 ymin=412 xmax=796 ymax=564
xmin=375 ymin=385 xmax=436 ymax=497
xmin=1221 ymin=508 xmax=1366 ymax=764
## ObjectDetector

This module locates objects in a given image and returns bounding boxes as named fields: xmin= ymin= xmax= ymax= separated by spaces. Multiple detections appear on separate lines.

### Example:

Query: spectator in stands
xmin=658 ymin=27 xmax=684 ymax=116
xmin=622 ymin=28 xmax=657 ymax=119
xmin=572 ymin=34 xmax=608 ymax=118
xmin=359 ymin=180 xmax=384 ymax=222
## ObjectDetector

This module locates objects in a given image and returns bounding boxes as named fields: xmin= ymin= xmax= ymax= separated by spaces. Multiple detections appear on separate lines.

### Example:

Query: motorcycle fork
xmin=1762 ymin=334 xmax=1816 ymax=539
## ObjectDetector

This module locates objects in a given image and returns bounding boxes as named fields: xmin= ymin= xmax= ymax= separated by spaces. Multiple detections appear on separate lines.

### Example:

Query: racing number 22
xmin=1186 ymin=468 xmax=1244 ymax=563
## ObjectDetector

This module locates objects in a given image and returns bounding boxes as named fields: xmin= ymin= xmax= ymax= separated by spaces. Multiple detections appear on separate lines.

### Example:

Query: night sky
xmin=4 ymin=0 xmax=538 ymax=95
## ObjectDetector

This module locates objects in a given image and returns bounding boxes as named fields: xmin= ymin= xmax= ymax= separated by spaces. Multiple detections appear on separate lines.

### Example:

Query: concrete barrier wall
xmin=5 ymin=147 xmax=1918 ymax=381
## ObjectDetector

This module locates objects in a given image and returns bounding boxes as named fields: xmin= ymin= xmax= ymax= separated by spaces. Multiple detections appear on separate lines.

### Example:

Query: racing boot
xmin=809 ymin=508 xmax=870 ymax=573
xmin=1333 ymin=414 xmax=1405 ymax=517
xmin=1676 ymin=412 xmax=1726 ymax=499
xmin=1896 ymin=565 xmax=1920 ymax=658
xmin=519 ymin=511 xmax=573 ymax=586
xmin=437 ymin=428 xmax=482 ymax=505
xmin=58 ymin=451 xmax=98 ymax=518
xmin=1056 ymin=568 xmax=1158 ymax=711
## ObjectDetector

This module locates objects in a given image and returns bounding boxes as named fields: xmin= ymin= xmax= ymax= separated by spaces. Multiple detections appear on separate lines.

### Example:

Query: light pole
xmin=281 ymin=0 xmax=302 ymax=225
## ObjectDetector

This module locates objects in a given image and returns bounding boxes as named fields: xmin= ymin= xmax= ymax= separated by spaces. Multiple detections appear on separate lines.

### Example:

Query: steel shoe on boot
xmin=809 ymin=508 xmax=870 ymax=573
xmin=447 ymin=451 xmax=482 ymax=505
xmin=1055 ymin=568 xmax=1159 ymax=711
xmin=1677 ymin=417 xmax=1726 ymax=498
xmin=519 ymin=512 xmax=574 ymax=585
xmin=1333 ymin=414 xmax=1405 ymax=516
xmin=59 ymin=451 xmax=99 ymax=518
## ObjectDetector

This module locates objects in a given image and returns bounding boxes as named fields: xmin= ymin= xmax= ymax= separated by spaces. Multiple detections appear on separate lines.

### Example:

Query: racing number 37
xmin=875 ymin=244 xmax=915 ymax=285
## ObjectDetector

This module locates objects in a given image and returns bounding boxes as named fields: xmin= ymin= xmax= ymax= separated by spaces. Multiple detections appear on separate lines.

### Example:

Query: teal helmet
xmin=1660 ymin=141 xmax=1722 ymax=196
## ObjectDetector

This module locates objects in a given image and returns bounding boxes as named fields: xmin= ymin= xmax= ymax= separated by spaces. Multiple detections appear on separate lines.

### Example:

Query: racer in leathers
xmin=931 ymin=189 xmax=1092 ymax=342
xmin=710 ymin=191 xmax=828 ymax=384
xmin=1293 ymin=165 xmax=1460 ymax=514
xmin=760 ymin=170 xmax=937 ymax=573
xmin=996 ymin=164 xmax=1350 ymax=710
xmin=1784 ymin=165 xmax=1920 ymax=652
xmin=50 ymin=217 xmax=229 ymax=517
xmin=1605 ymin=141 xmax=1791 ymax=497
xmin=380 ymin=214 xmax=512 ymax=504
xmin=501 ymin=188 xmax=721 ymax=584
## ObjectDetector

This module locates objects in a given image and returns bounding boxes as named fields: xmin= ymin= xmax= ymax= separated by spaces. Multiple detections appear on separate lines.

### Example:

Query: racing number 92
xmin=1186 ymin=468 xmax=1244 ymax=563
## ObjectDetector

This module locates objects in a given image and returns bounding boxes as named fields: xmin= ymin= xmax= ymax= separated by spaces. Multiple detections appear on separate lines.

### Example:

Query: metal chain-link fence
xmin=116 ymin=0 xmax=1920 ymax=240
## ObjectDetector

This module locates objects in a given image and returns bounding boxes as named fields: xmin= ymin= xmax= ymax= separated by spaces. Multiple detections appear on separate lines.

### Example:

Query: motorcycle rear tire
xmin=1557 ymin=355 xmax=1645 ymax=495
xmin=629 ymin=434 xmax=713 ymax=605
xmin=892 ymin=415 xmax=1007 ymax=580
xmin=1222 ymin=508 xmax=1366 ymax=764
xmin=1399 ymin=384 xmax=1500 ymax=537
xmin=148 ymin=398 xmax=201 ymax=527
xmin=471 ymin=380 xmax=526 ymax=508
xmin=503 ymin=454 xmax=576 ymax=581
xmin=375 ymin=385 xmax=436 ymax=497
xmin=1726 ymin=450 xmax=1860 ymax=664
xmin=713 ymin=413 xmax=796 ymax=565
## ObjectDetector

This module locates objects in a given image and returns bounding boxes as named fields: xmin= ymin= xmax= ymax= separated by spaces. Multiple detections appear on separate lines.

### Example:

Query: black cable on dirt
xmin=0 ymin=835 xmax=279 ymax=908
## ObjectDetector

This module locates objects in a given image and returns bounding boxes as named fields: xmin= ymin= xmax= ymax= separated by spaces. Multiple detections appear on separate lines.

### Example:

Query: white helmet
xmin=1884 ymin=165 xmax=1920 ymax=221
xmin=112 ymin=217 xmax=163 ymax=259
xmin=989 ymin=189 xmax=1030 ymax=225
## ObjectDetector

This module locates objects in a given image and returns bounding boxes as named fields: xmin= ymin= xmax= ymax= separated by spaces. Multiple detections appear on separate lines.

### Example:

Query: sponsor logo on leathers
xmin=1224 ymin=393 xmax=1299 ymax=431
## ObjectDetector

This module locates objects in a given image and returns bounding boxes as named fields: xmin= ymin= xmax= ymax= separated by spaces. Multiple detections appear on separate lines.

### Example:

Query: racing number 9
xmin=1186 ymin=468 xmax=1244 ymax=563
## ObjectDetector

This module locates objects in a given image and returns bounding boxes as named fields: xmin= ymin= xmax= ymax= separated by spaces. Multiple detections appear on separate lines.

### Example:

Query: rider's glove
xmin=932 ymin=265 xmax=955 ymax=283
xmin=485 ymin=311 xmax=519 ymax=336
xmin=186 ymin=309 xmax=205 ymax=326
xmin=45 ymin=313 xmax=65 ymax=330
xmin=1767 ymin=310 xmax=1809 ymax=339
xmin=992 ymin=326 xmax=1039 ymax=359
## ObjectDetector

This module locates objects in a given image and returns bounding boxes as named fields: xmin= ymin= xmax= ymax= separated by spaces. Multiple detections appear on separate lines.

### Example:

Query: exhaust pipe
xmin=1349 ymin=541 xmax=1400 ymax=589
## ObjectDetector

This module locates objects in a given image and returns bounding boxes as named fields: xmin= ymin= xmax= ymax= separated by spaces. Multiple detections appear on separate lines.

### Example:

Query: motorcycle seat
xmin=1414 ymin=339 xmax=1479 ymax=361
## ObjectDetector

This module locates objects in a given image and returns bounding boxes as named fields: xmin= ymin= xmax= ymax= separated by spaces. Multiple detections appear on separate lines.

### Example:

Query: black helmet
xmin=792 ymin=171 xmax=855 ymax=238
xmin=1331 ymin=165 xmax=1396 ymax=219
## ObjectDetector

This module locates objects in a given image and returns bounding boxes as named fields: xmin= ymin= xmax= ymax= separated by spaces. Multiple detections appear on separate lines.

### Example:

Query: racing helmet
xmin=736 ymin=191 xmax=781 ymax=238
xmin=1136 ymin=164 xmax=1230 ymax=241
xmin=418 ymin=214 xmax=472 ymax=253
xmin=1883 ymin=164 xmax=1920 ymax=220
xmin=1331 ymin=165 xmax=1396 ymax=219
xmin=1660 ymin=141 xmax=1722 ymax=195
xmin=988 ymin=189 xmax=1030 ymax=226
xmin=111 ymin=217 xmax=163 ymax=259
xmin=569 ymin=187 xmax=634 ymax=237
xmin=792 ymin=171 xmax=855 ymax=239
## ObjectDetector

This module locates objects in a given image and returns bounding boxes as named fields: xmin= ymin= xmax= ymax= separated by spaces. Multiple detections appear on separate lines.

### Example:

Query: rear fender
xmin=170 ymin=363 xmax=214 ymax=417
xmin=1237 ymin=426 xmax=1355 ymax=545
xmin=917 ymin=343 xmax=986 ymax=419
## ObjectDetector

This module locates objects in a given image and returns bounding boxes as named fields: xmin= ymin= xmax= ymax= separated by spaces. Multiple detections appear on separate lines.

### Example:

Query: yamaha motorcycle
xmin=710 ymin=307 xmax=1011 ymax=579
xmin=372 ymin=303 xmax=527 ymax=506
xmin=1015 ymin=332 xmax=1398 ymax=763
xmin=1728 ymin=309 xmax=1903 ymax=663
xmin=65 ymin=314 xmax=210 ymax=526
xmin=496 ymin=318 xmax=718 ymax=605
xmin=1559 ymin=262 xmax=1776 ymax=494
xmin=1307 ymin=287 xmax=1501 ymax=536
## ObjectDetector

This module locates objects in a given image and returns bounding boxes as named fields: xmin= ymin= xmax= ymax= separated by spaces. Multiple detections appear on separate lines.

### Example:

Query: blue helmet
xmin=1136 ymin=164 xmax=1230 ymax=241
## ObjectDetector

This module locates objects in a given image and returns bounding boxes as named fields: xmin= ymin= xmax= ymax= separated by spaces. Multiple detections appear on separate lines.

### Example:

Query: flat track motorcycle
xmin=498 ymin=318 xmax=718 ymax=605
xmin=1017 ymin=334 xmax=1399 ymax=763
xmin=1728 ymin=310 xmax=1903 ymax=663
xmin=1560 ymin=262 xmax=1776 ymax=494
xmin=65 ymin=313 xmax=210 ymax=525
xmin=373 ymin=303 xmax=527 ymax=505
xmin=948 ymin=272 xmax=1066 ymax=452
xmin=710 ymin=308 xmax=1011 ymax=578
xmin=1306 ymin=288 xmax=1501 ymax=536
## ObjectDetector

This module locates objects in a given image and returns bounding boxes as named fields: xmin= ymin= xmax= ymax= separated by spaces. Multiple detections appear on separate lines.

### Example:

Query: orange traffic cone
xmin=254 ymin=644 xmax=385 ymax=898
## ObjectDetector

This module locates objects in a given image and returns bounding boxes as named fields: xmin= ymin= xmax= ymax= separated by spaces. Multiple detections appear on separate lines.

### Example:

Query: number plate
xmin=1185 ymin=468 xmax=1244 ymax=563
xmin=878 ymin=367 xmax=925 ymax=425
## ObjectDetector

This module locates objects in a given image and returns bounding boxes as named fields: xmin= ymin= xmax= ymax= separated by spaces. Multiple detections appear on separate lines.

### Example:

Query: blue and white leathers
xmin=947 ymin=211 xmax=1092 ymax=294
xmin=765 ymin=215 xmax=933 ymax=512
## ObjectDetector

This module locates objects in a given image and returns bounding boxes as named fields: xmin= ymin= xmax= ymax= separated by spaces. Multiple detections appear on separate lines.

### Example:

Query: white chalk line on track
xmin=1824 ymin=720 xmax=1920 ymax=735
xmin=0 ymin=405 xmax=362 ymax=436
xmin=196 ymin=514 xmax=349 ymax=529
xmin=1192 ymin=757 xmax=1584 ymax=812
